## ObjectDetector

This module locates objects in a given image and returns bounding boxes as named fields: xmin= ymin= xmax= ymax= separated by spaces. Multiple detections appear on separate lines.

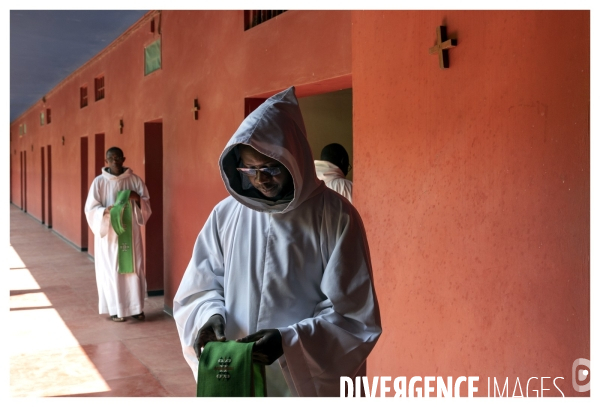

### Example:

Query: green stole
xmin=110 ymin=190 xmax=134 ymax=274
xmin=197 ymin=341 xmax=266 ymax=397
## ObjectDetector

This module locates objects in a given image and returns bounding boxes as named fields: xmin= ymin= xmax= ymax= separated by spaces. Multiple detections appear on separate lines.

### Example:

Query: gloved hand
xmin=237 ymin=329 xmax=283 ymax=365
xmin=194 ymin=314 xmax=226 ymax=359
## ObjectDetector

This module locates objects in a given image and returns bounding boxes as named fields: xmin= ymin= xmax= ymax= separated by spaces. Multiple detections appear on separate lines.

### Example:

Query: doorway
xmin=144 ymin=121 xmax=164 ymax=295
xmin=88 ymin=134 xmax=105 ymax=256
xmin=244 ymin=88 xmax=354 ymax=181
xmin=298 ymin=88 xmax=354 ymax=181
xmin=94 ymin=133 xmax=105 ymax=177
xmin=46 ymin=145 xmax=52 ymax=228
xmin=23 ymin=151 xmax=27 ymax=212
xmin=41 ymin=147 xmax=45 ymax=225
xmin=80 ymin=137 xmax=89 ymax=250
xmin=20 ymin=151 xmax=23 ymax=209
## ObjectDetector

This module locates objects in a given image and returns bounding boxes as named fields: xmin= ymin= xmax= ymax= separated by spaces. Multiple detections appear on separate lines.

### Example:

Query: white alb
xmin=84 ymin=167 xmax=151 ymax=318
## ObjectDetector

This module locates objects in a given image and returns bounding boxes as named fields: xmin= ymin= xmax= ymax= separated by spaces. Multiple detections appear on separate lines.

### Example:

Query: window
xmin=95 ymin=76 xmax=105 ymax=101
xmin=40 ymin=112 xmax=45 ymax=126
xmin=244 ymin=10 xmax=286 ymax=30
xmin=80 ymin=86 xmax=88 ymax=108
xmin=144 ymin=39 xmax=161 ymax=75
xmin=46 ymin=108 xmax=52 ymax=124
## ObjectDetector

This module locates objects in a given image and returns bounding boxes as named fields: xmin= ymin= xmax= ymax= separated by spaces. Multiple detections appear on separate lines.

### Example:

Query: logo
xmin=572 ymin=358 xmax=590 ymax=392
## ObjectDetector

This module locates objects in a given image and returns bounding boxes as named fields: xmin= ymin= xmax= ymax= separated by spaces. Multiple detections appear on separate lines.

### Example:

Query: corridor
xmin=8 ymin=205 xmax=195 ymax=397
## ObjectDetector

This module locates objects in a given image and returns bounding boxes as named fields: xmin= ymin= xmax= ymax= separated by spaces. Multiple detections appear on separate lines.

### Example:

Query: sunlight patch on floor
xmin=9 ymin=248 xmax=111 ymax=397
xmin=10 ymin=342 xmax=112 ymax=397
xmin=8 ymin=244 xmax=27 ymax=269
xmin=9 ymin=268 xmax=41 ymax=292
xmin=10 ymin=291 xmax=52 ymax=308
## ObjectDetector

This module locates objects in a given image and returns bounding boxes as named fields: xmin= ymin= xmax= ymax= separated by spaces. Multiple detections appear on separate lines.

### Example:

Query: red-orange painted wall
xmin=9 ymin=11 xmax=589 ymax=396
xmin=352 ymin=10 xmax=589 ymax=396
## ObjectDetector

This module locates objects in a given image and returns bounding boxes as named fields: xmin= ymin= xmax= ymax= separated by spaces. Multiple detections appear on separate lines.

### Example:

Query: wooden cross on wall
xmin=192 ymin=98 xmax=200 ymax=120
xmin=429 ymin=26 xmax=457 ymax=69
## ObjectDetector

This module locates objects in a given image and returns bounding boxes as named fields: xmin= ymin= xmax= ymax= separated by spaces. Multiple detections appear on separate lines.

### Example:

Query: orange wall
xmin=352 ymin=10 xmax=589 ymax=396
xmin=9 ymin=11 xmax=589 ymax=396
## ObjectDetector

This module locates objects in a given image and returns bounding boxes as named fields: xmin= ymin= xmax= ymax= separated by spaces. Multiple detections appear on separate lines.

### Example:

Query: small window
xmin=244 ymin=10 xmax=286 ymax=30
xmin=40 ymin=112 xmax=45 ymax=126
xmin=95 ymin=76 xmax=105 ymax=101
xmin=144 ymin=39 xmax=162 ymax=75
xmin=80 ymin=86 xmax=88 ymax=108
xmin=46 ymin=108 xmax=52 ymax=124
xmin=19 ymin=124 xmax=23 ymax=136
xmin=150 ymin=18 xmax=155 ymax=33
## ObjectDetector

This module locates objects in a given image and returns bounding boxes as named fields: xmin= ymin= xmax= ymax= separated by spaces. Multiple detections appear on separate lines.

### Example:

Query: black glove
xmin=237 ymin=329 xmax=283 ymax=365
xmin=194 ymin=314 xmax=226 ymax=359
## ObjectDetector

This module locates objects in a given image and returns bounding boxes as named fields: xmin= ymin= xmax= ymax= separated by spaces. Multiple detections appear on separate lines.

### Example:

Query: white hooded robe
xmin=173 ymin=87 xmax=381 ymax=397
xmin=84 ymin=167 xmax=151 ymax=318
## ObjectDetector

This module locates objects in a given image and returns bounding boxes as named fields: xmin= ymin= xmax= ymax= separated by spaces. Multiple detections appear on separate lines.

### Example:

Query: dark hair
xmin=106 ymin=146 xmax=124 ymax=157
xmin=320 ymin=143 xmax=349 ymax=176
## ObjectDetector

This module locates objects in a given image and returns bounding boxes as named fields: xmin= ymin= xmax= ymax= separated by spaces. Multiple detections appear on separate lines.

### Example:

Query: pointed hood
xmin=219 ymin=87 xmax=325 ymax=213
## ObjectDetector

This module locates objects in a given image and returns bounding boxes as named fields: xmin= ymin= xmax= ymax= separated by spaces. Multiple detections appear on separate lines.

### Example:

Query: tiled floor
xmin=8 ymin=205 xmax=196 ymax=397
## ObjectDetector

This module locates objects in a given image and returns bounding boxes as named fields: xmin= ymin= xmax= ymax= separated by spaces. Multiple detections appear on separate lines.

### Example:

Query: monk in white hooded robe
xmin=173 ymin=87 xmax=381 ymax=397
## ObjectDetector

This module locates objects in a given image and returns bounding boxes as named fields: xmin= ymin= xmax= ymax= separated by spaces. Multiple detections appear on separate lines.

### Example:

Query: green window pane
xmin=145 ymin=39 xmax=161 ymax=75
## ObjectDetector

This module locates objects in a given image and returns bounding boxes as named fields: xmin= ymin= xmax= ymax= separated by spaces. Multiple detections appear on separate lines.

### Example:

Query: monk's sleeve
xmin=84 ymin=179 xmax=110 ymax=238
xmin=278 ymin=204 xmax=382 ymax=397
xmin=132 ymin=179 xmax=152 ymax=226
xmin=173 ymin=208 xmax=226 ymax=380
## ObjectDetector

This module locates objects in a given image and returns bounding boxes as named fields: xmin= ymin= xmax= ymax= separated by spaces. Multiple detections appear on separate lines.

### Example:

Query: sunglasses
xmin=237 ymin=167 xmax=282 ymax=177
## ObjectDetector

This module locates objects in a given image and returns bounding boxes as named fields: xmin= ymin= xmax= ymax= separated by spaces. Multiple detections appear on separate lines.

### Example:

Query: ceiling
xmin=10 ymin=10 xmax=148 ymax=122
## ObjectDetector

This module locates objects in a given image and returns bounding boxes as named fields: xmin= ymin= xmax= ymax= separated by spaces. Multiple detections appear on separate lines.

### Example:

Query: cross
xmin=429 ymin=26 xmax=457 ymax=69
xmin=214 ymin=366 xmax=235 ymax=373
xmin=192 ymin=98 xmax=200 ymax=120
xmin=214 ymin=356 xmax=234 ymax=380
xmin=120 ymin=243 xmax=130 ymax=251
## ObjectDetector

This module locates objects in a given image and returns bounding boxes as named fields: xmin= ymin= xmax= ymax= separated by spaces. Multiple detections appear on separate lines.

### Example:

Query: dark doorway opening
xmin=41 ymin=147 xmax=46 ymax=225
xmin=144 ymin=121 xmax=164 ymax=296
xmin=46 ymin=145 xmax=53 ymax=228
xmin=80 ymin=137 xmax=89 ymax=251
xmin=23 ymin=151 xmax=27 ymax=212
xmin=245 ymin=98 xmax=267 ymax=117
xmin=88 ymin=134 xmax=105 ymax=255
xmin=94 ymin=134 xmax=105 ymax=177
xmin=20 ymin=151 xmax=24 ymax=210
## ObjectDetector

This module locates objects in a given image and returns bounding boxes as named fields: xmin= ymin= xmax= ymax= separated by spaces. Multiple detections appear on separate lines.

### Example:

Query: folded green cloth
xmin=197 ymin=341 xmax=266 ymax=397
xmin=110 ymin=190 xmax=134 ymax=274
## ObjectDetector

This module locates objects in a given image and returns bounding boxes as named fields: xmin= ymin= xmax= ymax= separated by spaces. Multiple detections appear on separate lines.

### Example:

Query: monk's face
xmin=238 ymin=145 xmax=292 ymax=200
xmin=106 ymin=150 xmax=125 ymax=174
